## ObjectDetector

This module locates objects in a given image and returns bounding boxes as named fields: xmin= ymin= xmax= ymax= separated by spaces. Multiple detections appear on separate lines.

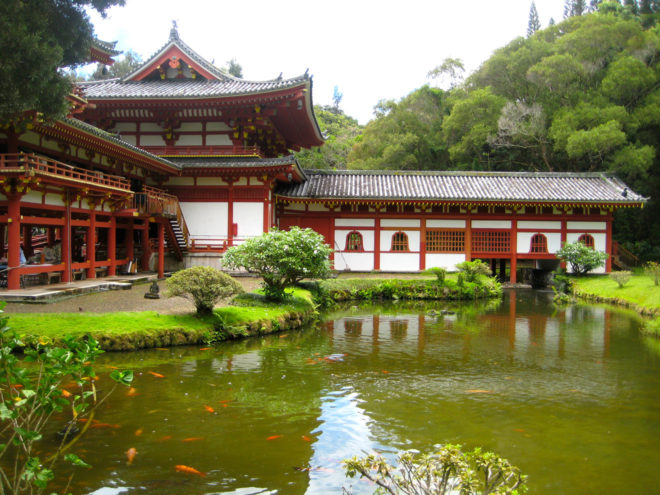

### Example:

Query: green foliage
xmin=0 ymin=305 xmax=132 ymax=494
xmin=557 ymin=241 xmax=609 ymax=275
xmin=425 ymin=267 xmax=447 ymax=284
xmin=645 ymin=261 xmax=660 ymax=285
xmin=0 ymin=0 xmax=125 ymax=121
xmin=343 ymin=444 xmax=527 ymax=494
xmin=610 ymin=270 xmax=633 ymax=287
xmin=222 ymin=227 xmax=332 ymax=301
xmin=528 ymin=2 xmax=541 ymax=37
xmin=89 ymin=50 xmax=142 ymax=80
xmin=295 ymin=105 xmax=362 ymax=170
xmin=456 ymin=259 xmax=493 ymax=283
xmin=225 ymin=57 xmax=243 ymax=78
xmin=166 ymin=266 xmax=243 ymax=314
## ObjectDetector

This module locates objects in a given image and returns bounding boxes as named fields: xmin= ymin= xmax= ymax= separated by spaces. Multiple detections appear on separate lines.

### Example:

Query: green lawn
xmin=572 ymin=274 xmax=660 ymax=313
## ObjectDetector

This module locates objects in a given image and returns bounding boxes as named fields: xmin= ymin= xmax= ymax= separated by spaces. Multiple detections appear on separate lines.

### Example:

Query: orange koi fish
xmin=466 ymin=389 xmax=493 ymax=394
xmin=106 ymin=365 xmax=119 ymax=370
xmin=514 ymin=428 xmax=525 ymax=433
xmin=199 ymin=347 xmax=211 ymax=351
xmin=126 ymin=447 xmax=137 ymax=465
xmin=301 ymin=435 xmax=312 ymax=442
xmin=61 ymin=389 xmax=72 ymax=398
xmin=381 ymin=370 xmax=390 ymax=374
xmin=267 ymin=435 xmax=282 ymax=441
xmin=219 ymin=399 xmax=233 ymax=404
xmin=127 ymin=387 xmax=139 ymax=397
xmin=148 ymin=371 xmax=165 ymax=378
xmin=175 ymin=464 xmax=206 ymax=477
xmin=91 ymin=422 xmax=120 ymax=429
xmin=155 ymin=348 xmax=169 ymax=351
xmin=135 ymin=428 xmax=143 ymax=436
xmin=279 ymin=334 xmax=288 ymax=338
xmin=182 ymin=437 xmax=203 ymax=442
xmin=10 ymin=384 xmax=23 ymax=389
xmin=158 ymin=435 xmax=172 ymax=442
xmin=203 ymin=405 xmax=214 ymax=413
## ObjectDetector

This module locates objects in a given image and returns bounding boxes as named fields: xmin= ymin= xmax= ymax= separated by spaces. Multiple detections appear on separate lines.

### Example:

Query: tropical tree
xmin=225 ymin=58 xmax=243 ymax=78
xmin=90 ymin=50 xmax=142 ymax=80
xmin=528 ymin=1 xmax=541 ymax=36
xmin=0 ymin=0 xmax=124 ymax=121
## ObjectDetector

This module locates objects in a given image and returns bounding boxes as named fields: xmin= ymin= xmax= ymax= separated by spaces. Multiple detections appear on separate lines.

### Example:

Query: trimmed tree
xmin=222 ymin=227 xmax=332 ymax=301
xmin=556 ymin=241 xmax=608 ymax=275
xmin=166 ymin=266 xmax=243 ymax=314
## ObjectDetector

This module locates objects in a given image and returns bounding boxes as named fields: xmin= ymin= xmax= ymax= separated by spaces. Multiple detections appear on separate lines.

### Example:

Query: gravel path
xmin=3 ymin=277 xmax=263 ymax=315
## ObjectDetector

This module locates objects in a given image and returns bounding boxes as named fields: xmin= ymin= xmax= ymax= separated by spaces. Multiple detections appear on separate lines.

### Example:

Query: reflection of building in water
xmin=344 ymin=319 xmax=363 ymax=335
xmin=389 ymin=319 xmax=408 ymax=340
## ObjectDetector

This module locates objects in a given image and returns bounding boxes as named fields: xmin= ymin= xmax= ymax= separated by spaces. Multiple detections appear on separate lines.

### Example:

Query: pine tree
xmin=528 ymin=1 xmax=541 ymax=36
xmin=640 ymin=0 xmax=653 ymax=13
xmin=564 ymin=0 xmax=588 ymax=17
xmin=624 ymin=0 xmax=639 ymax=14
xmin=589 ymin=0 xmax=602 ymax=11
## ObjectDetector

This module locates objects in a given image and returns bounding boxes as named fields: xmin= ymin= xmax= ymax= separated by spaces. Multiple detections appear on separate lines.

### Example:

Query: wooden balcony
xmin=0 ymin=153 xmax=131 ymax=193
xmin=140 ymin=145 xmax=263 ymax=157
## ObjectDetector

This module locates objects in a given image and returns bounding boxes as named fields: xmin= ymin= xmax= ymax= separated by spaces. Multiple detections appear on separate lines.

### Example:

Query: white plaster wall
xmin=22 ymin=191 xmax=42 ymax=206
xmin=426 ymin=253 xmax=466 ymax=271
xmin=113 ymin=122 xmax=136 ymax=132
xmin=517 ymin=232 xmax=562 ymax=253
xmin=567 ymin=221 xmax=606 ymax=231
xmin=286 ymin=203 xmax=306 ymax=211
xmin=234 ymin=178 xmax=248 ymax=186
xmin=165 ymin=177 xmax=195 ymax=186
xmin=334 ymin=252 xmax=374 ymax=271
xmin=206 ymin=134 xmax=232 ymax=146
xmin=140 ymin=135 xmax=166 ymax=146
xmin=234 ymin=202 xmax=264 ymax=238
xmin=196 ymin=177 xmax=224 ymax=186
xmin=176 ymin=134 xmax=203 ymax=146
xmin=335 ymin=229 xmax=375 ymax=251
xmin=426 ymin=219 xmax=466 ymax=228
xmin=380 ymin=230 xmax=420 ymax=251
xmin=140 ymin=123 xmax=162 ymax=132
xmin=517 ymin=220 xmax=561 ymax=230
xmin=179 ymin=122 xmax=202 ymax=132
xmin=180 ymin=201 xmax=228 ymax=238
xmin=207 ymin=122 xmax=231 ymax=131
xmin=335 ymin=218 xmax=375 ymax=227
xmin=472 ymin=220 xmax=511 ymax=229
xmin=565 ymin=232 xmax=607 ymax=273
xmin=380 ymin=219 xmax=420 ymax=228
xmin=44 ymin=193 xmax=65 ymax=207
xmin=120 ymin=135 xmax=137 ymax=145
xmin=308 ymin=203 xmax=329 ymax=212
xmin=380 ymin=253 xmax=419 ymax=271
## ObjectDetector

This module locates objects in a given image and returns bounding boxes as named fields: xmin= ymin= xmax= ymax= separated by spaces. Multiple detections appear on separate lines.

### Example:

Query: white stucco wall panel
xmin=176 ymin=134 xmax=203 ymax=146
xmin=205 ymin=134 xmax=232 ymax=146
xmin=44 ymin=193 xmax=65 ymax=207
xmin=139 ymin=135 xmax=165 ymax=146
xmin=206 ymin=122 xmax=231 ymax=131
xmin=426 ymin=219 xmax=466 ymax=228
xmin=179 ymin=122 xmax=202 ymax=132
xmin=380 ymin=219 xmax=420 ymax=228
xmin=335 ymin=218 xmax=375 ymax=227
xmin=334 ymin=252 xmax=374 ymax=271
xmin=180 ymin=202 xmax=228 ymax=238
xmin=380 ymin=253 xmax=420 ymax=271
xmin=234 ymin=202 xmax=264 ymax=238
xmin=566 ymin=221 xmax=606 ymax=231
xmin=308 ymin=203 xmax=329 ymax=212
xmin=425 ymin=254 xmax=466 ymax=271
xmin=335 ymin=230 xmax=375 ymax=251
xmin=472 ymin=220 xmax=511 ymax=229
xmin=380 ymin=230 xmax=420 ymax=251
xmin=517 ymin=232 xmax=562 ymax=253
xmin=517 ymin=221 xmax=561 ymax=230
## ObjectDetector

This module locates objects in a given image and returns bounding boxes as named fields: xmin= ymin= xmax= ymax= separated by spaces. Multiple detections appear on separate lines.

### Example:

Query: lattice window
xmin=345 ymin=231 xmax=363 ymax=251
xmin=472 ymin=230 xmax=511 ymax=253
xmin=390 ymin=232 xmax=409 ymax=252
xmin=530 ymin=233 xmax=548 ymax=253
xmin=344 ymin=319 xmax=363 ymax=334
xmin=426 ymin=230 xmax=465 ymax=253
xmin=578 ymin=234 xmax=595 ymax=249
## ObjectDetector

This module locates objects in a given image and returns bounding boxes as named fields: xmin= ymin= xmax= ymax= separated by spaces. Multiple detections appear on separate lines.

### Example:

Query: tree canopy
xmin=0 ymin=0 xmax=124 ymax=122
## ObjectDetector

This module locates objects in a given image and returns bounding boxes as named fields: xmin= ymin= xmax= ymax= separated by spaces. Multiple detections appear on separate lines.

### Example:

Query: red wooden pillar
xmin=7 ymin=194 xmax=22 ymax=290
xmin=374 ymin=215 xmax=381 ymax=271
xmin=86 ymin=209 xmax=97 ymax=279
xmin=126 ymin=219 xmax=134 ymax=262
xmin=23 ymin=225 xmax=33 ymax=258
xmin=0 ymin=224 xmax=5 ymax=258
xmin=141 ymin=222 xmax=150 ymax=271
xmin=157 ymin=221 xmax=165 ymax=279
xmin=465 ymin=217 xmax=472 ymax=262
xmin=263 ymin=185 xmax=270 ymax=233
xmin=419 ymin=218 xmax=426 ymax=271
xmin=108 ymin=215 xmax=117 ymax=276
xmin=605 ymin=217 xmax=612 ymax=273
xmin=61 ymin=220 xmax=71 ymax=283
xmin=560 ymin=219 xmax=567 ymax=270
xmin=227 ymin=179 xmax=235 ymax=246
xmin=510 ymin=218 xmax=517 ymax=283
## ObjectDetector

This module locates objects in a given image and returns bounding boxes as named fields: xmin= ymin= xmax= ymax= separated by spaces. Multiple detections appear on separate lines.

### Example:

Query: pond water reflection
xmin=43 ymin=290 xmax=660 ymax=494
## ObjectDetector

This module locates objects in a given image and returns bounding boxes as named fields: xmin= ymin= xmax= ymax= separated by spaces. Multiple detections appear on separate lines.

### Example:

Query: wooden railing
xmin=134 ymin=185 xmax=190 ymax=250
xmin=0 ymin=153 xmax=131 ymax=191
xmin=140 ymin=145 xmax=263 ymax=157
xmin=613 ymin=241 xmax=640 ymax=269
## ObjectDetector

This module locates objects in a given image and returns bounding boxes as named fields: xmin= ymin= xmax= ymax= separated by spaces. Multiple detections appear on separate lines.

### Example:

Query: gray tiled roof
xmin=172 ymin=156 xmax=297 ymax=169
xmin=275 ymin=170 xmax=646 ymax=204
xmin=79 ymin=77 xmax=309 ymax=99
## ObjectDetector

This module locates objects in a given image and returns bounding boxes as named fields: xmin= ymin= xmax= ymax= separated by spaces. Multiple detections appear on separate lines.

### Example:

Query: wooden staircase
xmin=612 ymin=241 xmax=639 ymax=270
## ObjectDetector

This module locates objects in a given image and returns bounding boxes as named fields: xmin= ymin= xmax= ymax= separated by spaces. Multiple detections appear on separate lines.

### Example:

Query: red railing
xmin=613 ymin=241 xmax=640 ymax=268
xmin=140 ymin=145 xmax=263 ymax=157
xmin=0 ymin=153 xmax=131 ymax=191
xmin=134 ymin=185 xmax=190 ymax=250
xmin=189 ymin=237 xmax=250 ymax=252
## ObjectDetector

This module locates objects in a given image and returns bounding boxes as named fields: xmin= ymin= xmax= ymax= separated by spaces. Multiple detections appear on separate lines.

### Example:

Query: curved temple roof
xmin=275 ymin=170 xmax=646 ymax=205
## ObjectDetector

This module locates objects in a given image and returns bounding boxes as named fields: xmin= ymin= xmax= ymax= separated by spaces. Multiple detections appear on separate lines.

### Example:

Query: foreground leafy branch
xmin=0 ymin=306 xmax=133 ymax=494
xmin=343 ymin=444 xmax=527 ymax=495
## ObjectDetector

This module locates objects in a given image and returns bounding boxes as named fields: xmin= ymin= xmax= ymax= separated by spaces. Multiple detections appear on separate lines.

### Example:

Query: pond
xmin=45 ymin=290 xmax=660 ymax=494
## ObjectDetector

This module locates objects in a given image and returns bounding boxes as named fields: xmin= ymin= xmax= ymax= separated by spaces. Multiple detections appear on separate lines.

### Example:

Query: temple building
xmin=0 ymin=27 xmax=646 ymax=290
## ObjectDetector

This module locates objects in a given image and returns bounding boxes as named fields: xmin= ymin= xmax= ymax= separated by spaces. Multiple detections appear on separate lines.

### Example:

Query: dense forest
xmin=296 ymin=1 xmax=660 ymax=261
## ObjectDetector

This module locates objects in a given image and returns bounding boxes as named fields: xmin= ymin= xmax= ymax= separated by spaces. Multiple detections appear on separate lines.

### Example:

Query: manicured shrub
xmin=222 ymin=227 xmax=332 ymax=301
xmin=425 ymin=266 xmax=447 ymax=284
xmin=456 ymin=259 xmax=491 ymax=283
xmin=609 ymin=270 xmax=632 ymax=288
xmin=556 ymin=241 xmax=608 ymax=275
xmin=645 ymin=261 xmax=660 ymax=286
xmin=166 ymin=266 xmax=243 ymax=314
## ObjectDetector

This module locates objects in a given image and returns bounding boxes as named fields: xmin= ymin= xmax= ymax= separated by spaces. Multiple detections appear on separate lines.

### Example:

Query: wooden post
xmin=86 ymin=209 xmax=97 ymax=279
xmin=23 ymin=225 xmax=33 ymax=259
xmin=605 ymin=217 xmax=612 ymax=273
xmin=141 ymin=222 xmax=150 ymax=271
xmin=157 ymin=221 xmax=165 ymax=279
xmin=108 ymin=215 xmax=117 ymax=276
xmin=61 ymin=194 xmax=72 ymax=283
xmin=263 ymin=185 xmax=270 ymax=233
xmin=374 ymin=216 xmax=381 ymax=271
xmin=510 ymin=218 xmax=517 ymax=283
xmin=47 ymin=227 xmax=55 ymax=246
xmin=227 ymin=179 xmax=234 ymax=246
xmin=126 ymin=219 xmax=134 ymax=263
xmin=7 ymin=195 xmax=22 ymax=290
xmin=465 ymin=217 xmax=472 ymax=262
xmin=419 ymin=218 xmax=426 ymax=271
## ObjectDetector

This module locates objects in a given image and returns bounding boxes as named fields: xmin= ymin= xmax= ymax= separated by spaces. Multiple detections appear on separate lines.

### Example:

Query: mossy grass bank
xmin=570 ymin=273 xmax=660 ymax=336
xmin=8 ymin=288 xmax=316 ymax=351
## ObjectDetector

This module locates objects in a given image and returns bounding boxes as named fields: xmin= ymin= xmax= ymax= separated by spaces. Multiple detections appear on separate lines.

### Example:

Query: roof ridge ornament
xmin=170 ymin=20 xmax=180 ymax=42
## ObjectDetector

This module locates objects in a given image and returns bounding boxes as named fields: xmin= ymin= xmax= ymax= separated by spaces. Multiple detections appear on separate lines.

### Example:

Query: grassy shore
xmin=571 ymin=273 xmax=660 ymax=336
xmin=7 ymin=288 xmax=317 ymax=351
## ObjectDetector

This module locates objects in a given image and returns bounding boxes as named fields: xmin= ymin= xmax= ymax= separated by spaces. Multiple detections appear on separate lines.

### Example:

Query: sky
xmin=88 ymin=0 xmax=566 ymax=125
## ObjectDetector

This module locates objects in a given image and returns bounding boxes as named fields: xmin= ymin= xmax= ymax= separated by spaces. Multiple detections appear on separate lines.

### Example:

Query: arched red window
xmin=578 ymin=234 xmax=595 ymax=249
xmin=530 ymin=233 xmax=548 ymax=253
xmin=390 ymin=232 xmax=409 ymax=251
xmin=345 ymin=231 xmax=363 ymax=251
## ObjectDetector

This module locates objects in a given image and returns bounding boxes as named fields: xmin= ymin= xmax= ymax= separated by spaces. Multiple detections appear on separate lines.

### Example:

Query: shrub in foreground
xmin=556 ymin=241 xmax=608 ymax=275
xmin=343 ymin=444 xmax=527 ymax=494
xmin=223 ymin=227 xmax=332 ymax=301
xmin=645 ymin=261 xmax=660 ymax=286
xmin=166 ymin=266 xmax=243 ymax=314
xmin=456 ymin=259 xmax=492 ymax=284
xmin=609 ymin=270 xmax=632 ymax=288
